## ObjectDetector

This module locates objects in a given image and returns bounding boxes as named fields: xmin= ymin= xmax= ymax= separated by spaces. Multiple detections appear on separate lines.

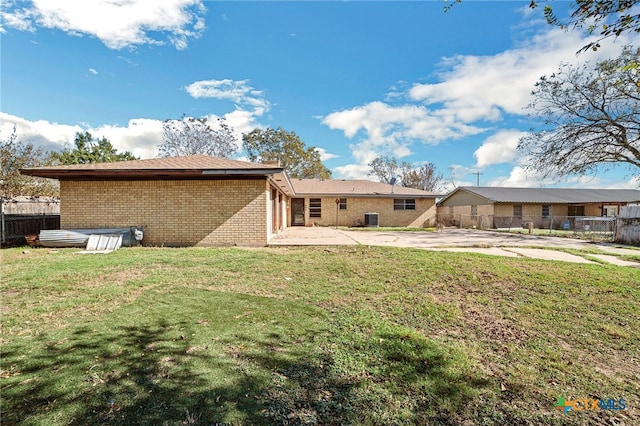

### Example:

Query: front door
xmin=291 ymin=198 xmax=305 ymax=226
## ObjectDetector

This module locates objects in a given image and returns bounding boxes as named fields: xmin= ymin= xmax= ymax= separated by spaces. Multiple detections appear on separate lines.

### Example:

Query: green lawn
xmin=1 ymin=246 xmax=638 ymax=425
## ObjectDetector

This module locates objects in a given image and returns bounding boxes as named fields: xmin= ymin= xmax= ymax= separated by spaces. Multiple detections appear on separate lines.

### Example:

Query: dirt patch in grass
xmin=462 ymin=306 xmax=530 ymax=342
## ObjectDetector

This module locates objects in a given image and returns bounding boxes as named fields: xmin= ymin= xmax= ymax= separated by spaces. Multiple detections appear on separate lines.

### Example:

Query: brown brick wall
xmin=301 ymin=197 xmax=436 ymax=227
xmin=60 ymin=179 xmax=269 ymax=246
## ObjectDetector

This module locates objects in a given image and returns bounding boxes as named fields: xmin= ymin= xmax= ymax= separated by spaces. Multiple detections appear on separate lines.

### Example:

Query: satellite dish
xmin=389 ymin=177 xmax=397 ymax=186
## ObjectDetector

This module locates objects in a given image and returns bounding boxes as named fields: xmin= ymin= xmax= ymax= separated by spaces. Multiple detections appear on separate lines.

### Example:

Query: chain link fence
xmin=437 ymin=214 xmax=617 ymax=241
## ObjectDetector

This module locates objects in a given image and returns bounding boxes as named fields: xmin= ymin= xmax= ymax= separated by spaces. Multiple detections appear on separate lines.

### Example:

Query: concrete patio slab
xmin=503 ymin=248 xmax=597 ymax=264
xmin=430 ymin=247 xmax=520 ymax=257
xmin=270 ymin=227 xmax=357 ymax=246
xmin=269 ymin=227 xmax=640 ymax=266
xmin=589 ymin=254 xmax=640 ymax=267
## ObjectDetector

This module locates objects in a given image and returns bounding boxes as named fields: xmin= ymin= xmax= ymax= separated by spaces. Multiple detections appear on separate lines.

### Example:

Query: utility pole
xmin=470 ymin=171 xmax=483 ymax=186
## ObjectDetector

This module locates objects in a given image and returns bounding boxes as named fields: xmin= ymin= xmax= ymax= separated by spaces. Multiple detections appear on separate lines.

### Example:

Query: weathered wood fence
xmin=1 ymin=198 xmax=61 ymax=246
xmin=615 ymin=205 xmax=640 ymax=245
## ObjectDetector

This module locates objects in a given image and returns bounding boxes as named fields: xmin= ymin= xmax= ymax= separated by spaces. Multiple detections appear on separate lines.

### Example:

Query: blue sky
xmin=1 ymin=1 xmax=637 ymax=189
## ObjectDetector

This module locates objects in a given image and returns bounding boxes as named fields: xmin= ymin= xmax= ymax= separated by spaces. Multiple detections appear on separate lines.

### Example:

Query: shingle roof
xmin=20 ymin=155 xmax=282 ymax=178
xmin=290 ymin=179 xmax=440 ymax=198
xmin=443 ymin=186 xmax=640 ymax=204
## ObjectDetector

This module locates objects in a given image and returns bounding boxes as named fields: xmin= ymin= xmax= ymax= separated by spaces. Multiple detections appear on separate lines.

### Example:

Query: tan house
xmin=437 ymin=186 xmax=640 ymax=229
xmin=21 ymin=155 xmax=439 ymax=246
xmin=21 ymin=155 xmax=293 ymax=246
xmin=289 ymin=179 xmax=439 ymax=228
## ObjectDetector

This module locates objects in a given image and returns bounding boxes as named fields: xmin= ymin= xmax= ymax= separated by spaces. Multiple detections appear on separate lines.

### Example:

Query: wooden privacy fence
xmin=615 ymin=206 xmax=640 ymax=245
xmin=1 ymin=198 xmax=61 ymax=246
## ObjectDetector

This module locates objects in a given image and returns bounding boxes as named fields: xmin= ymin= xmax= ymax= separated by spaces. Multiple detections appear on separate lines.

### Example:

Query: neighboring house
xmin=437 ymin=186 xmax=640 ymax=229
xmin=21 ymin=155 xmax=293 ymax=246
xmin=289 ymin=179 xmax=439 ymax=228
xmin=20 ymin=155 xmax=439 ymax=246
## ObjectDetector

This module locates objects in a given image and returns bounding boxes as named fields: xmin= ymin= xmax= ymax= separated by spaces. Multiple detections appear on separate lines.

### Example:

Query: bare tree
xmin=1 ymin=126 xmax=59 ymax=198
xmin=159 ymin=115 xmax=238 ymax=158
xmin=368 ymin=155 xmax=444 ymax=191
xmin=518 ymin=45 xmax=640 ymax=179
xmin=368 ymin=155 xmax=399 ymax=184
xmin=399 ymin=162 xmax=444 ymax=192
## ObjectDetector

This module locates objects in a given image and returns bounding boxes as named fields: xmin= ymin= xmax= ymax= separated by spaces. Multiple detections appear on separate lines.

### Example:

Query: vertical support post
xmin=1 ymin=198 xmax=5 ymax=246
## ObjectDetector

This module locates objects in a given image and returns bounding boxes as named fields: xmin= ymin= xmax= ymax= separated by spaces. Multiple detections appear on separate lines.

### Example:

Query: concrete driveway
xmin=269 ymin=227 xmax=640 ymax=266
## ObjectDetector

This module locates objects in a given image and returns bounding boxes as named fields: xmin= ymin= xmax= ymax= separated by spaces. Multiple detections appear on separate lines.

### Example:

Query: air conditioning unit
xmin=364 ymin=212 xmax=379 ymax=227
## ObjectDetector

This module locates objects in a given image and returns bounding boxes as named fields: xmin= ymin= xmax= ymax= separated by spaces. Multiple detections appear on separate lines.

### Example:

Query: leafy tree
xmin=533 ymin=0 xmax=640 ymax=52
xmin=518 ymin=45 xmax=640 ymax=179
xmin=159 ymin=115 xmax=237 ymax=158
xmin=1 ymin=126 xmax=59 ymax=198
xmin=242 ymin=128 xmax=331 ymax=179
xmin=368 ymin=155 xmax=444 ymax=191
xmin=50 ymin=132 xmax=138 ymax=165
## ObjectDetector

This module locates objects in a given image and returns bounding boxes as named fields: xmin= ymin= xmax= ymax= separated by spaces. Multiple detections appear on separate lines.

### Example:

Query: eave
xmin=20 ymin=167 xmax=283 ymax=180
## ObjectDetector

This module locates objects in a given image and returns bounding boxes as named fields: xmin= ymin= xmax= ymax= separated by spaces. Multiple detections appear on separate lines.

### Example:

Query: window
xmin=568 ymin=205 xmax=584 ymax=217
xmin=603 ymin=206 xmax=618 ymax=217
xmin=339 ymin=198 xmax=347 ymax=210
xmin=309 ymin=198 xmax=322 ymax=218
xmin=471 ymin=205 xmax=478 ymax=218
xmin=542 ymin=205 xmax=550 ymax=218
xmin=394 ymin=199 xmax=416 ymax=210
xmin=513 ymin=205 xmax=522 ymax=218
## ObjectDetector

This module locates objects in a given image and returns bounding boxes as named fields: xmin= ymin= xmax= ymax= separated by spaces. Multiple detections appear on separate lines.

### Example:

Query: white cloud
xmin=1 ymin=0 xmax=207 ymax=50
xmin=323 ymin=100 xmax=485 ymax=169
xmin=185 ymin=78 xmax=272 ymax=144
xmin=185 ymin=79 xmax=270 ymax=113
xmin=484 ymin=166 xmax=617 ymax=188
xmin=0 ymin=3 xmax=34 ymax=32
xmin=473 ymin=129 xmax=526 ymax=168
xmin=0 ymin=112 xmax=83 ymax=152
xmin=89 ymin=68 xmax=98 ymax=75
xmin=486 ymin=166 xmax=552 ymax=188
xmin=94 ymin=119 xmax=163 ymax=159
xmin=216 ymin=110 xmax=261 ymax=139
xmin=1 ymin=112 xmax=162 ymax=159
xmin=316 ymin=147 xmax=338 ymax=161
xmin=322 ymin=21 xmax=635 ymax=185
xmin=333 ymin=163 xmax=371 ymax=180
xmin=409 ymin=29 xmax=633 ymax=124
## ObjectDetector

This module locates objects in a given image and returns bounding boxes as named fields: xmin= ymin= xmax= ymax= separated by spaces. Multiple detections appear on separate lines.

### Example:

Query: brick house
xmin=289 ymin=179 xmax=439 ymax=227
xmin=21 ymin=155 xmax=293 ymax=246
xmin=21 ymin=155 xmax=440 ymax=246
xmin=437 ymin=186 xmax=640 ymax=229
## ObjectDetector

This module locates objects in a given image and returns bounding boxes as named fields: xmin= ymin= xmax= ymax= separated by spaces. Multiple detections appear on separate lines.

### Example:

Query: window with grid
xmin=339 ymin=198 xmax=347 ymax=210
xmin=309 ymin=198 xmax=322 ymax=218
xmin=542 ymin=205 xmax=550 ymax=218
xmin=513 ymin=204 xmax=522 ymax=218
xmin=393 ymin=199 xmax=416 ymax=210
xmin=471 ymin=205 xmax=478 ymax=218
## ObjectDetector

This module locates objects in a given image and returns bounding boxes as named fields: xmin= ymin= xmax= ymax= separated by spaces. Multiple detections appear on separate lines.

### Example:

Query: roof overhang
xmin=293 ymin=192 xmax=440 ymax=199
xmin=20 ymin=167 xmax=283 ymax=180
xmin=269 ymin=171 xmax=295 ymax=197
